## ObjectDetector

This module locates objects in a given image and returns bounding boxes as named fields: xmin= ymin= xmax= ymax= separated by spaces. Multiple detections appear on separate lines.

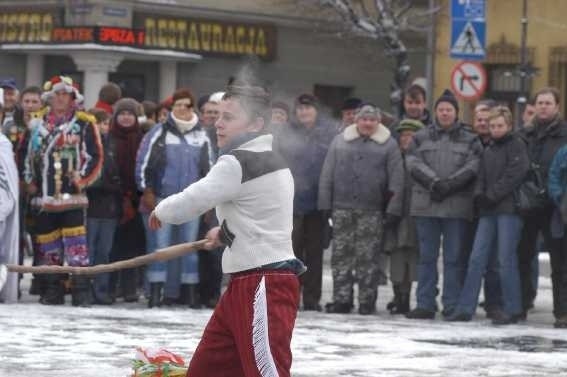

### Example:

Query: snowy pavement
xmin=2 ymin=253 xmax=567 ymax=377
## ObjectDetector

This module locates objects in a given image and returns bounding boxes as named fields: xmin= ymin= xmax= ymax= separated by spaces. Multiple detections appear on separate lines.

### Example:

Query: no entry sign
xmin=450 ymin=61 xmax=487 ymax=100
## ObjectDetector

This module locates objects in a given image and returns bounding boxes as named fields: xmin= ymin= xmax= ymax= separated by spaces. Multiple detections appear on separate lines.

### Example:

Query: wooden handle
xmin=6 ymin=239 xmax=209 ymax=276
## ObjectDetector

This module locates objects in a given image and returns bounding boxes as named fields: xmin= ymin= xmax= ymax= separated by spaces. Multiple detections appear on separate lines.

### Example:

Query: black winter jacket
xmin=519 ymin=115 xmax=567 ymax=210
xmin=475 ymin=133 xmax=529 ymax=216
xmin=86 ymin=134 xmax=122 ymax=219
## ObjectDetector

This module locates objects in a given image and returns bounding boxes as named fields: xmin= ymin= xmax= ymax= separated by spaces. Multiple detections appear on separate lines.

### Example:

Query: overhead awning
xmin=0 ymin=43 xmax=203 ymax=62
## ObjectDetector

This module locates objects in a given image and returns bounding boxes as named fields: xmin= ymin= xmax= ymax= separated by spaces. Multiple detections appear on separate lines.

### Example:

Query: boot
xmin=29 ymin=276 xmax=44 ymax=296
xmin=554 ymin=314 xmax=567 ymax=329
xmin=396 ymin=293 xmax=410 ymax=314
xmin=406 ymin=307 xmax=435 ymax=319
xmin=148 ymin=282 xmax=163 ymax=308
xmin=71 ymin=276 xmax=92 ymax=307
xmin=387 ymin=285 xmax=402 ymax=314
xmin=359 ymin=302 xmax=376 ymax=315
xmin=325 ymin=301 xmax=352 ymax=314
xmin=40 ymin=274 xmax=65 ymax=305
xmin=121 ymin=269 xmax=139 ymax=303
xmin=180 ymin=284 xmax=202 ymax=309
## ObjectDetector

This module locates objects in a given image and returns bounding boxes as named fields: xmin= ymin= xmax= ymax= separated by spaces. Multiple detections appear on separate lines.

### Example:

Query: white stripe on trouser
xmin=252 ymin=276 xmax=279 ymax=377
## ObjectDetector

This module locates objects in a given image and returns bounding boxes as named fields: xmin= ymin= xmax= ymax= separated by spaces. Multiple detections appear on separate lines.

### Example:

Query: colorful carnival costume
xmin=23 ymin=76 xmax=103 ymax=306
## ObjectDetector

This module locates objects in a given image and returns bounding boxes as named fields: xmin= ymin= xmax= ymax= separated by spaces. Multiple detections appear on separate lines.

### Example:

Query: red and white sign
xmin=450 ymin=61 xmax=487 ymax=101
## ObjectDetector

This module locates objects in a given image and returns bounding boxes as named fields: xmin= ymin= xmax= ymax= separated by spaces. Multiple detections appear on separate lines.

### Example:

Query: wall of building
xmin=178 ymin=24 xmax=426 ymax=112
xmin=434 ymin=0 xmax=567 ymax=113
xmin=0 ymin=0 xmax=428 ymax=113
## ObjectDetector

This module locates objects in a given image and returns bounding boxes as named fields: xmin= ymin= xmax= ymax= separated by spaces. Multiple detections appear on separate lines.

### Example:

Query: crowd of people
xmin=0 ymin=74 xmax=566 ymax=330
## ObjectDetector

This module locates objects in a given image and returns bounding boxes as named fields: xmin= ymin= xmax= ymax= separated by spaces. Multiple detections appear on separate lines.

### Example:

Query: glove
xmin=474 ymin=194 xmax=497 ymax=209
xmin=434 ymin=180 xmax=453 ymax=196
xmin=430 ymin=180 xmax=452 ymax=202
xmin=383 ymin=213 xmax=401 ymax=228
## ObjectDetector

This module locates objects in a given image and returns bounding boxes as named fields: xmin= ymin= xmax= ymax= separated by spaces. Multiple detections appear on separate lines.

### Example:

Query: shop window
xmin=314 ymin=84 xmax=353 ymax=118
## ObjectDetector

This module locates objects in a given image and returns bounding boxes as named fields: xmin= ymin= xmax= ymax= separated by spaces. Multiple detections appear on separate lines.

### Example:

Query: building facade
xmin=0 ymin=0 xmax=428 ymax=113
xmin=433 ymin=0 xmax=567 ymax=118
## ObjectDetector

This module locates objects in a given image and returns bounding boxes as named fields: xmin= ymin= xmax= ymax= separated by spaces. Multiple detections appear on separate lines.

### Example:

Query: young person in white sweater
xmin=149 ymin=84 xmax=305 ymax=377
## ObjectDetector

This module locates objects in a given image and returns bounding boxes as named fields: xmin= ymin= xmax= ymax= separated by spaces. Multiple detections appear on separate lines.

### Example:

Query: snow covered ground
xmin=2 ymin=253 xmax=567 ymax=377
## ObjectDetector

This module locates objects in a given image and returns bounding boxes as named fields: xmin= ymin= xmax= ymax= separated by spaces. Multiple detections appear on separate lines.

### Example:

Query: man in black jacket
xmin=517 ymin=87 xmax=567 ymax=328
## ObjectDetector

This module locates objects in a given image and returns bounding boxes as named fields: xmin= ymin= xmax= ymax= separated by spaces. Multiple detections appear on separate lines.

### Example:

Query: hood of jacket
xmin=343 ymin=123 xmax=391 ymax=144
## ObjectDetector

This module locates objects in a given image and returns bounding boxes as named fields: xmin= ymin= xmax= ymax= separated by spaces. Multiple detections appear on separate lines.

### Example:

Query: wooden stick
xmin=6 ymin=239 xmax=208 ymax=276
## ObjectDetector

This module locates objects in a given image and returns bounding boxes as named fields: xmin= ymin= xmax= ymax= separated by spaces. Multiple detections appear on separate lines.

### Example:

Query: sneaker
xmin=405 ymin=308 xmax=435 ymax=319
xmin=445 ymin=312 xmax=472 ymax=322
xmin=325 ymin=302 xmax=352 ymax=314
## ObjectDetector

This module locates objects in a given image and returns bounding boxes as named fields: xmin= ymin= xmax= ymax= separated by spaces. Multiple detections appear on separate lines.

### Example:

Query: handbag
xmin=514 ymin=163 xmax=548 ymax=215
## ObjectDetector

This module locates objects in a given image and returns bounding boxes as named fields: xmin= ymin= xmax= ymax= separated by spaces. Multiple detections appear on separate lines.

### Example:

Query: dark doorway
xmin=109 ymin=73 xmax=145 ymax=102
xmin=314 ymin=84 xmax=353 ymax=118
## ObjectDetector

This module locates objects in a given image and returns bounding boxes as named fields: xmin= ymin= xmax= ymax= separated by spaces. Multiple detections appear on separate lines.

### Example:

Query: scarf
xmin=110 ymin=116 xmax=142 ymax=195
xmin=171 ymin=112 xmax=199 ymax=133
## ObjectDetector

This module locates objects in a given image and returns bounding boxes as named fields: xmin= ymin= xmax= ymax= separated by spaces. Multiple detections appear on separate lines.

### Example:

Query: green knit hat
xmin=396 ymin=118 xmax=425 ymax=133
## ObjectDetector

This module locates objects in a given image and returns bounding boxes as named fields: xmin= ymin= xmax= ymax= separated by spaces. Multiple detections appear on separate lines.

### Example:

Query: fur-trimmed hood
xmin=343 ymin=123 xmax=391 ymax=144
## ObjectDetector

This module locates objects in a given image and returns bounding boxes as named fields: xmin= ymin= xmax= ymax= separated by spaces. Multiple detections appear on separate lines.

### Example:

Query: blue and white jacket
xmin=135 ymin=113 xmax=213 ymax=198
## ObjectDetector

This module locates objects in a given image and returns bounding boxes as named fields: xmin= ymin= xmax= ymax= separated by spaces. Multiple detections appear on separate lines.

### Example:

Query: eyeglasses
xmin=173 ymin=102 xmax=193 ymax=109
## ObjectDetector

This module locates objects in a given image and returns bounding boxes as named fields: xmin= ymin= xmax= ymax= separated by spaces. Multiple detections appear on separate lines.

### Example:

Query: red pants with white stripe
xmin=186 ymin=270 xmax=300 ymax=377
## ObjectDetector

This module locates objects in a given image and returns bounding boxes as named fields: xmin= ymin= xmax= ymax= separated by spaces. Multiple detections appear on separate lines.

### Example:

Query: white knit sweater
xmin=154 ymin=134 xmax=296 ymax=273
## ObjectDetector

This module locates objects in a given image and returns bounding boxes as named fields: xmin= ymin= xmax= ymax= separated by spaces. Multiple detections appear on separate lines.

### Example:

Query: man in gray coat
xmin=319 ymin=104 xmax=404 ymax=315
xmin=405 ymin=89 xmax=481 ymax=319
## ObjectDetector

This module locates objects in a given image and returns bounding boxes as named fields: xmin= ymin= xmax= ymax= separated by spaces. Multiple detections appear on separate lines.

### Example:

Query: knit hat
xmin=114 ymin=98 xmax=140 ymax=116
xmin=295 ymin=93 xmax=318 ymax=108
xmin=272 ymin=101 xmax=290 ymax=115
xmin=42 ymin=75 xmax=83 ymax=103
xmin=355 ymin=104 xmax=381 ymax=120
xmin=0 ymin=78 xmax=17 ymax=90
xmin=396 ymin=118 xmax=425 ymax=133
xmin=434 ymin=89 xmax=459 ymax=113
xmin=341 ymin=97 xmax=363 ymax=111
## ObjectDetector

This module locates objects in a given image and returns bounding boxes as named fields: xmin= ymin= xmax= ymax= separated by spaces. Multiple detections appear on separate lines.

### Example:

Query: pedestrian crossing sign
xmin=450 ymin=19 xmax=486 ymax=60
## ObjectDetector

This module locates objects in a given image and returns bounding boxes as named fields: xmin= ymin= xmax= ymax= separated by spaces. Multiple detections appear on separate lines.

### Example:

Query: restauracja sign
xmin=0 ymin=11 xmax=277 ymax=60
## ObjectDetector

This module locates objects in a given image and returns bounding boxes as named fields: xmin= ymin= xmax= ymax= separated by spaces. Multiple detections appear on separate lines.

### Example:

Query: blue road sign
xmin=451 ymin=0 xmax=485 ymax=20
xmin=450 ymin=0 xmax=486 ymax=61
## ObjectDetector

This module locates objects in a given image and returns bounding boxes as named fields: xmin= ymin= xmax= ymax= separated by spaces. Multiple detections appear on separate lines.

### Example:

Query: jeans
xmin=415 ymin=217 xmax=467 ymax=312
xmin=148 ymin=216 xmax=200 ymax=298
xmin=460 ymin=218 xmax=501 ymax=310
xmin=455 ymin=214 xmax=523 ymax=317
xmin=87 ymin=217 xmax=118 ymax=300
